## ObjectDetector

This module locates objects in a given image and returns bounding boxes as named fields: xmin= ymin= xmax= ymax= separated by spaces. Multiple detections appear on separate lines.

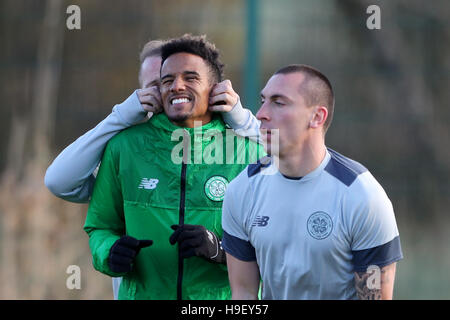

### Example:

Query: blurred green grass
xmin=394 ymin=216 xmax=450 ymax=299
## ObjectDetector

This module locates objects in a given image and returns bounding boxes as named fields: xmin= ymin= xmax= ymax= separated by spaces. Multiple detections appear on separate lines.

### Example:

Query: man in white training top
xmin=222 ymin=64 xmax=403 ymax=300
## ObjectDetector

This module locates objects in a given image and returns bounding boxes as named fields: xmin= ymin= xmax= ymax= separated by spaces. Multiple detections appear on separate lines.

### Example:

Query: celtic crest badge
xmin=204 ymin=176 xmax=229 ymax=202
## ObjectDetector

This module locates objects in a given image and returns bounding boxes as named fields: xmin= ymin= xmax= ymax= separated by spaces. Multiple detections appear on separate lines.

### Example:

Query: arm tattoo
xmin=354 ymin=269 xmax=384 ymax=300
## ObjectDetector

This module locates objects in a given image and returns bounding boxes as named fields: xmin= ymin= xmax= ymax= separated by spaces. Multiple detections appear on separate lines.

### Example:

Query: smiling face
xmin=160 ymin=52 xmax=213 ymax=128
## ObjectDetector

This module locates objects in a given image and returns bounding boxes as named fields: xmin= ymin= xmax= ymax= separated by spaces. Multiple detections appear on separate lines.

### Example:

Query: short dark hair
xmin=275 ymin=64 xmax=335 ymax=132
xmin=160 ymin=34 xmax=224 ymax=84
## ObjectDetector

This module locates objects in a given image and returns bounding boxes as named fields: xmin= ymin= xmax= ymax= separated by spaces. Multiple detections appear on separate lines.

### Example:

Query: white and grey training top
xmin=222 ymin=148 xmax=403 ymax=300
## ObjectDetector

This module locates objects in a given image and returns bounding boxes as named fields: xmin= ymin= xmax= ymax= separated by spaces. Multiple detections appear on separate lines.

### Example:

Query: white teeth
xmin=171 ymin=98 xmax=190 ymax=105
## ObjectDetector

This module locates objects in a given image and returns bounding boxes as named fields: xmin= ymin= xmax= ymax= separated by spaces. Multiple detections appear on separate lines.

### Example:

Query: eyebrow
xmin=261 ymin=93 xmax=292 ymax=102
xmin=161 ymin=70 xmax=200 ymax=81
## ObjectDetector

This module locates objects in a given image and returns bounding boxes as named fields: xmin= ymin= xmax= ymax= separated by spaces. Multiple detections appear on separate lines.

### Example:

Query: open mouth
xmin=170 ymin=96 xmax=192 ymax=106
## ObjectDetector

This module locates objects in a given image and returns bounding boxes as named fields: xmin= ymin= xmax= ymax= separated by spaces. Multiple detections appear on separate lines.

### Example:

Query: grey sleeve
xmin=44 ymin=90 xmax=147 ymax=203
xmin=346 ymin=172 xmax=403 ymax=270
xmin=221 ymin=175 xmax=257 ymax=261
xmin=222 ymin=177 xmax=249 ymax=241
xmin=221 ymin=99 xmax=261 ymax=144
xmin=347 ymin=173 xmax=400 ymax=251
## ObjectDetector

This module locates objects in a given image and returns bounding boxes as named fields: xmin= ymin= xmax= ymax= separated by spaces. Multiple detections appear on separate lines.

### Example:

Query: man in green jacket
xmin=84 ymin=34 xmax=263 ymax=300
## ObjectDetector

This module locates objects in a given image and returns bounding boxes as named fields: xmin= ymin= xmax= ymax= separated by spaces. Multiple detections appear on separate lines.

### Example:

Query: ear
xmin=309 ymin=106 xmax=328 ymax=129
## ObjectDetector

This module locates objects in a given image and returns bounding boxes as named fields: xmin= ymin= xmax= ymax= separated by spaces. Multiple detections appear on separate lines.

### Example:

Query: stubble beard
xmin=168 ymin=113 xmax=190 ymax=125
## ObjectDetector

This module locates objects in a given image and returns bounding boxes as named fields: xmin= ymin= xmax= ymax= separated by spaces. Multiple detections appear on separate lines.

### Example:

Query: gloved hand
xmin=108 ymin=235 xmax=153 ymax=273
xmin=169 ymin=224 xmax=226 ymax=264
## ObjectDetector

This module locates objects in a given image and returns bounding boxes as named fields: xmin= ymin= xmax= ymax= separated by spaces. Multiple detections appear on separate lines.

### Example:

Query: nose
xmin=170 ymin=76 xmax=186 ymax=92
xmin=256 ymin=101 xmax=270 ymax=121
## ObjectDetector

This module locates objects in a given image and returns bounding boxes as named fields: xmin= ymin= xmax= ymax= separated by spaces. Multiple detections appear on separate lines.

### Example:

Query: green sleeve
xmin=83 ymin=141 xmax=127 ymax=277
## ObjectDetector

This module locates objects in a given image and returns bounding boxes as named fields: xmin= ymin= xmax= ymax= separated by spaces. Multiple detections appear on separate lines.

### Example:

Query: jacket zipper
xmin=177 ymin=161 xmax=187 ymax=300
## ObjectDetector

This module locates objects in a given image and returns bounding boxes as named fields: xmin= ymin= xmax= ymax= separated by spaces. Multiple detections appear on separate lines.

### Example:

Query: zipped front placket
xmin=176 ymin=161 xmax=187 ymax=300
xmin=177 ymin=127 xmax=191 ymax=301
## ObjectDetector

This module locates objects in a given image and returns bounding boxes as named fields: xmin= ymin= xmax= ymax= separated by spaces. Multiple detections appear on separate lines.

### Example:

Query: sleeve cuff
xmin=221 ymin=99 xmax=250 ymax=129
xmin=352 ymin=236 xmax=403 ymax=272
xmin=222 ymin=230 xmax=256 ymax=261
xmin=112 ymin=90 xmax=147 ymax=126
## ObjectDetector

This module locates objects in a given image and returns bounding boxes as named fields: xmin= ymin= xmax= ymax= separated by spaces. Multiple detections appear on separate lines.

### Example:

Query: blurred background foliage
xmin=0 ymin=0 xmax=449 ymax=299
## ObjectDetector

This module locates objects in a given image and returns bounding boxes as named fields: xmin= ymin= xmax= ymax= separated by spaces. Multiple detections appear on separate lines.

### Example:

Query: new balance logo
xmin=252 ymin=216 xmax=270 ymax=227
xmin=138 ymin=178 xmax=159 ymax=190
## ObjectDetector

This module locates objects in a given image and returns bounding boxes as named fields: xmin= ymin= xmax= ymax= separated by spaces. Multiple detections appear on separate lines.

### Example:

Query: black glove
xmin=169 ymin=224 xmax=226 ymax=264
xmin=108 ymin=235 xmax=153 ymax=273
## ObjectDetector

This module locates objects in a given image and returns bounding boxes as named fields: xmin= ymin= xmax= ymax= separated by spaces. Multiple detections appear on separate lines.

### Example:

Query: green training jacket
xmin=84 ymin=113 xmax=263 ymax=300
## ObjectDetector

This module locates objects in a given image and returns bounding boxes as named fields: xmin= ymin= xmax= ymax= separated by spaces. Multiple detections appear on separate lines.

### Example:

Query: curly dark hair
xmin=160 ymin=34 xmax=224 ymax=83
